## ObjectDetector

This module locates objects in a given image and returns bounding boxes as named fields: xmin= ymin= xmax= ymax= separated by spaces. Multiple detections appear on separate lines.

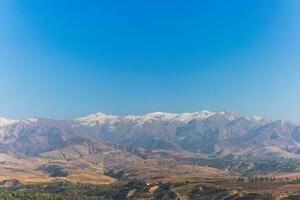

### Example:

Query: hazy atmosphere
xmin=1 ymin=0 xmax=300 ymax=121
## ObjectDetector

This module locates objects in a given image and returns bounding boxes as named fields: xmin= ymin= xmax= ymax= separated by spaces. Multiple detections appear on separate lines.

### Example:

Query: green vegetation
xmin=103 ymin=169 xmax=125 ymax=180
xmin=0 ymin=180 xmax=149 ymax=200
xmin=2 ymin=179 xmax=300 ymax=200
xmin=38 ymin=165 xmax=69 ymax=177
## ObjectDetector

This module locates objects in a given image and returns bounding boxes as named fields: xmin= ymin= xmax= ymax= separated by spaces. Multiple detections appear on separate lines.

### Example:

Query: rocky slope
xmin=1 ymin=110 xmax=300 ymax=159
xmin=1 ymin=109 xmax=300 ymax=184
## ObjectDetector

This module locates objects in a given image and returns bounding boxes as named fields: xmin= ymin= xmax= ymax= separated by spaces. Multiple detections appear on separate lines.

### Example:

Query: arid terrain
xmin=1 ymin=110 xmax=300 ymax=199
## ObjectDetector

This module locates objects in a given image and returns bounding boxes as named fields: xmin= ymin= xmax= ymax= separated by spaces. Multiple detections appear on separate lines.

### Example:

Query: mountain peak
xmin=0 ymin=117 xmax=17 ymax=127
xmin=218 ymin=109 xmax=237 ymax=120
xmin=142 ymin=112 xmax=177 ymax=120
xmin=76 ymin=110 xmax=219 ymax=127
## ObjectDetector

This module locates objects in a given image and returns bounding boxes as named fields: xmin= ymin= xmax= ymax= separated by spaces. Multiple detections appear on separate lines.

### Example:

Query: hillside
xmin=1 ymin=110 xmax=300 ymax=188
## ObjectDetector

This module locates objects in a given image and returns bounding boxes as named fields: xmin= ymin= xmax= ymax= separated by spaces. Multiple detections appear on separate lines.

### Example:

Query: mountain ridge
xmin=1 ymin=109 xmax=298 ymax=159
xmin=1 ymin=109 xmax=300 ymax=185
xmin=0 ymin=109 xmax=268 ymax=126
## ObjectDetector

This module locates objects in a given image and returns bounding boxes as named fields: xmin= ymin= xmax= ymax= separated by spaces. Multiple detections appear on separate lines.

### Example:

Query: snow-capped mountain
xmin=76 ymin=110 xmax=222 ymax=126
xmin=2 ymin=109 xmax=300 ymax=160
xmin=2 ymin=110 xmax=300 ymax=188
xmin=0 ymin=117 xmax=16 ymax=127
xmin=74 ymin=110 xmax=237 ymax=150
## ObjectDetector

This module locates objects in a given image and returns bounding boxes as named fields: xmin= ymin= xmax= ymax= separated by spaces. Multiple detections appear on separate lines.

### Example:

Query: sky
xmin=0 ymin=0 xmax=300 ymax=121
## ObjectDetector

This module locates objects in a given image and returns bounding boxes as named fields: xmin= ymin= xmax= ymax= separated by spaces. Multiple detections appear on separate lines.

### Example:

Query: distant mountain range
xmin=1 ymin=109 xmax=300 ymax=184
xmin=1 ymin=110 xmax=300 ymax=159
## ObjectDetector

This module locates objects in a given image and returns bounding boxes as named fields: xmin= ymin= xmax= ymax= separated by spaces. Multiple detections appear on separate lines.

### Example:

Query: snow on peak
xmin=77 ymin=112 xmax=117 ymax=126
xmin=139 ymin=110 xmax=216 ymax=123
xmin=23 ymin=117 xmax=39 ymax=124
xmin=0 ymin=117 xmax=16 ymax=127
xmin=0 ymin=117 xmax=43 ymax=129
xmin=141 ymin=112 xmax=177 ymax=121
xmin=77 ymin=110 xmax=218 ymax=127
xmin=218 ymin=109 xmax=237 ymax=120
xmin=79 ymin=112 xmax=115 ymax=120
xmin=172 ymin=110 xmax=216 ymax=122
xmin=245 ymin=115 xmax=265 ymax=123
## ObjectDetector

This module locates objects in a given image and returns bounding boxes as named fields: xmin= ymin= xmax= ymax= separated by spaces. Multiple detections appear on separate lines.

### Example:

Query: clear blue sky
xmin=0 ymin=0 xmax=299 ymax=121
